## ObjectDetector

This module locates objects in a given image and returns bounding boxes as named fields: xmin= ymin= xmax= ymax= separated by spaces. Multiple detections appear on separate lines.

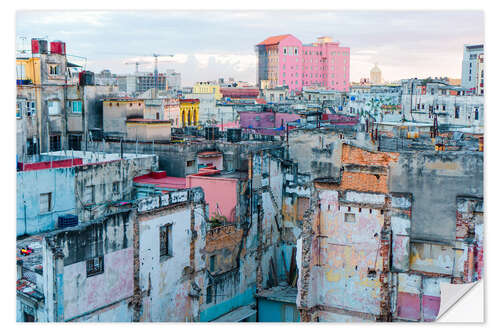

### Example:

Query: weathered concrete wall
xmin=137 ymin=202 xmax=206 ymax=322
xmin=74 ymin=155 xmax=157 ymax=221
xmin=287 ymin=129 xmax=352 ymax=180
xmin=44 ymin=209 xmax=134 ymax=322
xmin=63 ymin=247 xmax=134 ymax=321
xmin=389 ymin=151 xmax=483 ymax=243
xmin=87 ymin=140 xmax=277 ymax=178
xmin=315 ymin=189 xmax=386 ymax=317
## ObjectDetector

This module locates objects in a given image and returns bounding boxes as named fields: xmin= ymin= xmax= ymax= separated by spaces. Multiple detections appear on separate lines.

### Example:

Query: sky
xmin=15 ymin=10 xmax=484 ymax=86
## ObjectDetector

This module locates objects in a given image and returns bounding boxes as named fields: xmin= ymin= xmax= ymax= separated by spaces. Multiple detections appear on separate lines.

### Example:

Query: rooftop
xmin=256 ymin=285 xmax=298 ymax=304
xmin=134 ymin=171 xmax=187 ymax=190
xmin=257 ymin=34 xmax=292 ymax=46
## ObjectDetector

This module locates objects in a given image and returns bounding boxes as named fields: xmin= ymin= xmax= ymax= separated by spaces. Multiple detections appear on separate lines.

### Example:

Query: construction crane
xmin=125 ymin=61 xmax=149 ymax=73
xmin=151 ymin=54 xmax=174 ymax=98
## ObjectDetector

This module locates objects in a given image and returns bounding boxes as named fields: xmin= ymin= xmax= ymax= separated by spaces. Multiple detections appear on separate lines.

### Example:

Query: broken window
xmin=22 ymin=304 xmax=35 ymax=322
xmin=112 ymin=181 xmax=120 ymax=194
xmin=297 ymin=197 xmax=310 ymax=220
xmin=84 ymin=185 xmax=95 ymax=204
xmin=68 ymin=134 xmax=81 ymax=151
xmin=40 ymin=192 xmax=52 ymax=213
xmin=160 ymin=224 xmax=172 ymax=258
xmin=48 ymin=100 xmax=61 ymax=115
xmin=209 ymin=255 xmax=216 ymax=272
xmin=49 ymin=135 xmax=61 ymax=151
xmin=206 ymin=285 xmax=213 ymax=304
xmin=86 ymin=256 xmax=104 ymax=277
xmin=344 ymin=212 xmax=356 ymax=223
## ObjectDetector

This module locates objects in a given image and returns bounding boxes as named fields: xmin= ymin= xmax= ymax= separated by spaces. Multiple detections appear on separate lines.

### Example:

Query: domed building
xmin=370 ymin=63 xmax=382 ymax=85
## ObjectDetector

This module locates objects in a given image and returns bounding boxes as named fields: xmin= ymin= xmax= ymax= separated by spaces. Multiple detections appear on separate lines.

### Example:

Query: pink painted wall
xmin=264 ymin=34 xmax=350 ymax=93
xmin=63 ymin=247 xmax=134 ymax=320
xmin=397 ymin=291 xmax=420 ymax=321
xmin=186 ymin=176 xmax=238 ymax=222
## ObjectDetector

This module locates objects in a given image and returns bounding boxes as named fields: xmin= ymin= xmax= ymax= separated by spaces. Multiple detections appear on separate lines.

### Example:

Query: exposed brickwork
xmin=341 ymin=144 xmax=399 ymax=167
xmin=339 ymin=171 xmax=389 ymax=194
xmin=377 ymin=196 xmax=392 ymax=321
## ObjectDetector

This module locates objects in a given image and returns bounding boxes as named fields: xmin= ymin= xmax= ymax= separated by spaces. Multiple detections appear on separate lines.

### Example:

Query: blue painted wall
xmin=257 ymin=299 xmax=300 ymax=322
xmin=17 ymin=167 xmax=76 ymax=236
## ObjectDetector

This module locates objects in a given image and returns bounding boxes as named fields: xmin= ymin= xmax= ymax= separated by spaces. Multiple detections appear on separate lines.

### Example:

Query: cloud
xmin=15 ymin=10 xmax=484 ymax=84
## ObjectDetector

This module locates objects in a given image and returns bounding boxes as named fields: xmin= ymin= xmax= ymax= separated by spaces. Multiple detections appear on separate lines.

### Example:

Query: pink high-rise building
xmin=255 ymin=34 xmax=350 ymax=93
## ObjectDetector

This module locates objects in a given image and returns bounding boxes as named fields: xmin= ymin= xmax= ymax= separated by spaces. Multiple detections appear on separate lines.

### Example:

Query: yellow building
xmin=192 ymin=82 xmax=222 ymax=100
xmin=16 ymin=57 xmax=42 ymax=85
xmin=179 ymin=99 xmax=200 ymax=127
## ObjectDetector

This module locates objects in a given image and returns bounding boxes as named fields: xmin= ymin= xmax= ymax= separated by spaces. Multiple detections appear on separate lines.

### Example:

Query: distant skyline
xmin=16 ymin=10 xmax=484 ymax=86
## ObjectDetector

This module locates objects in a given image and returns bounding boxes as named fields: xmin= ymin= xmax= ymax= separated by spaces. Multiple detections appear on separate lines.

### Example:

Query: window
xmin=84 ymin=185 xmax=95 ymax=204
xmin=455 ymin=106 xmax=460 ymax=119
xmin=17 ymin=64 xmax=27 ymax=80
xmin=16 ymin=101 xmax=23 ymax=118
xmin=40 ymin=192 xmax=52 ymax=213
xmin=112 ymin=181 xmax=120 ymax=194
xmin=26 ymin=101 xmax=36 ymax=117
xmin=344 ymin=212 xmax=355 ymax=223
xmin=283 ymin=48 xmax=287 ymax=55
xmin=294 ymin=48 xmax=298 ymax=55
xmin=86 ymin=256 xmax=104 ymax=277
xmin=49 ymin=64 xmax=60 ymax=75
xmin=68 ymin=134 xmax=81 ymax=150
xmin=206 ymin=285 xmax=213 ymax=304
xmin=187 ymin=160 xmax=195 ymax=167
xmin=475 ymin=108 xmax=479 ymax=120
xmin=209 ymin=255 xmax=216 ymax=271
xmin=49 ymin=135 xmax=61 ymax=151
xmin=48 ymin=100 xmax=61 ymax=115
xmin=160 ymin=224 xmax=173 ymax=258
xmin=68 ymin=100 xmax=82 ymax=114
xmin=26 ymin=138 xmax=37 ymax=155
xmin=442 ymin=105 xmax=446 ymax=111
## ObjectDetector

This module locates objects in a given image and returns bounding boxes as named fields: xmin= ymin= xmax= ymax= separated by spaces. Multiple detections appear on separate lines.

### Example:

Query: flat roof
xmin=134 ymin=171 xmax=187 ymax=189
xmin=256 ymin=285 xmax=298 ymax=304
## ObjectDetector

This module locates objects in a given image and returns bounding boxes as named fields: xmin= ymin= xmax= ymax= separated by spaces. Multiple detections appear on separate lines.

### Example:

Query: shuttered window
xmin=40 ymin=193 xmax=51 ymax=213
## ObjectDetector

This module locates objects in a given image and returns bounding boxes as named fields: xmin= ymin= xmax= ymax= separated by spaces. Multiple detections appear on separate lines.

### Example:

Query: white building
xmin=461 ymin=44 xmax=484 ymax=91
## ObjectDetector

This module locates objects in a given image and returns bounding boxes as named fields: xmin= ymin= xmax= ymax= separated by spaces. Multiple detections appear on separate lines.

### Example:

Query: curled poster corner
xmin=437 ymin=279 xmax=484 ymax=322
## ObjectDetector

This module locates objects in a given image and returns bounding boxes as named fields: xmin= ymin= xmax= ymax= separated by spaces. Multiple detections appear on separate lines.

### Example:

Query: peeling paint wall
xmin=44 ymin=209 xmax=134 ymax=322
xmin=137 ymin=202 xmax=206 ymax=322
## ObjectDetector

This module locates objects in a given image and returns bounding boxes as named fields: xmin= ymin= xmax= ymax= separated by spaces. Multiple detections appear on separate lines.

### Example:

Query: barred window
xmin=86 ymin=256 xmax=104 ymax=277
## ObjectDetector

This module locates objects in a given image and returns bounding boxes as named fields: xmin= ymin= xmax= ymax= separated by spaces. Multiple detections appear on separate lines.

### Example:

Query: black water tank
xmin=227 ymin=128 xmax=242 ymax=142
xmin=57 ymin=214 xmax=78 ymax=229
xmin=79 ymin=71 xmax=95 ymax=86
xmin=39 ymin=40 xmax=48 ymax=54
xmin=205 ymin=127 xmax=219 ymax=140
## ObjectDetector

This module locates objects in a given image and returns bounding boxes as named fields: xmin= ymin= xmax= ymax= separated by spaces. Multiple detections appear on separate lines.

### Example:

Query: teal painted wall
xmin=200 ymin=286 xmax=255 ymax=322
xmin=257 ymin=299 xmax=300 ymax=322
xmin=17 ymin=167 xmax=76 ymax=236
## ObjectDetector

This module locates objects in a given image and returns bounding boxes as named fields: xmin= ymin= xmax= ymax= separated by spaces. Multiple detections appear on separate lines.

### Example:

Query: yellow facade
xmin=179 ymin=100 xmax=200 ymax=127
xmin=192 ymin=82 xmax=222 ymax=100
xmin=16 ymin=58 xmax=41 ymax=85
